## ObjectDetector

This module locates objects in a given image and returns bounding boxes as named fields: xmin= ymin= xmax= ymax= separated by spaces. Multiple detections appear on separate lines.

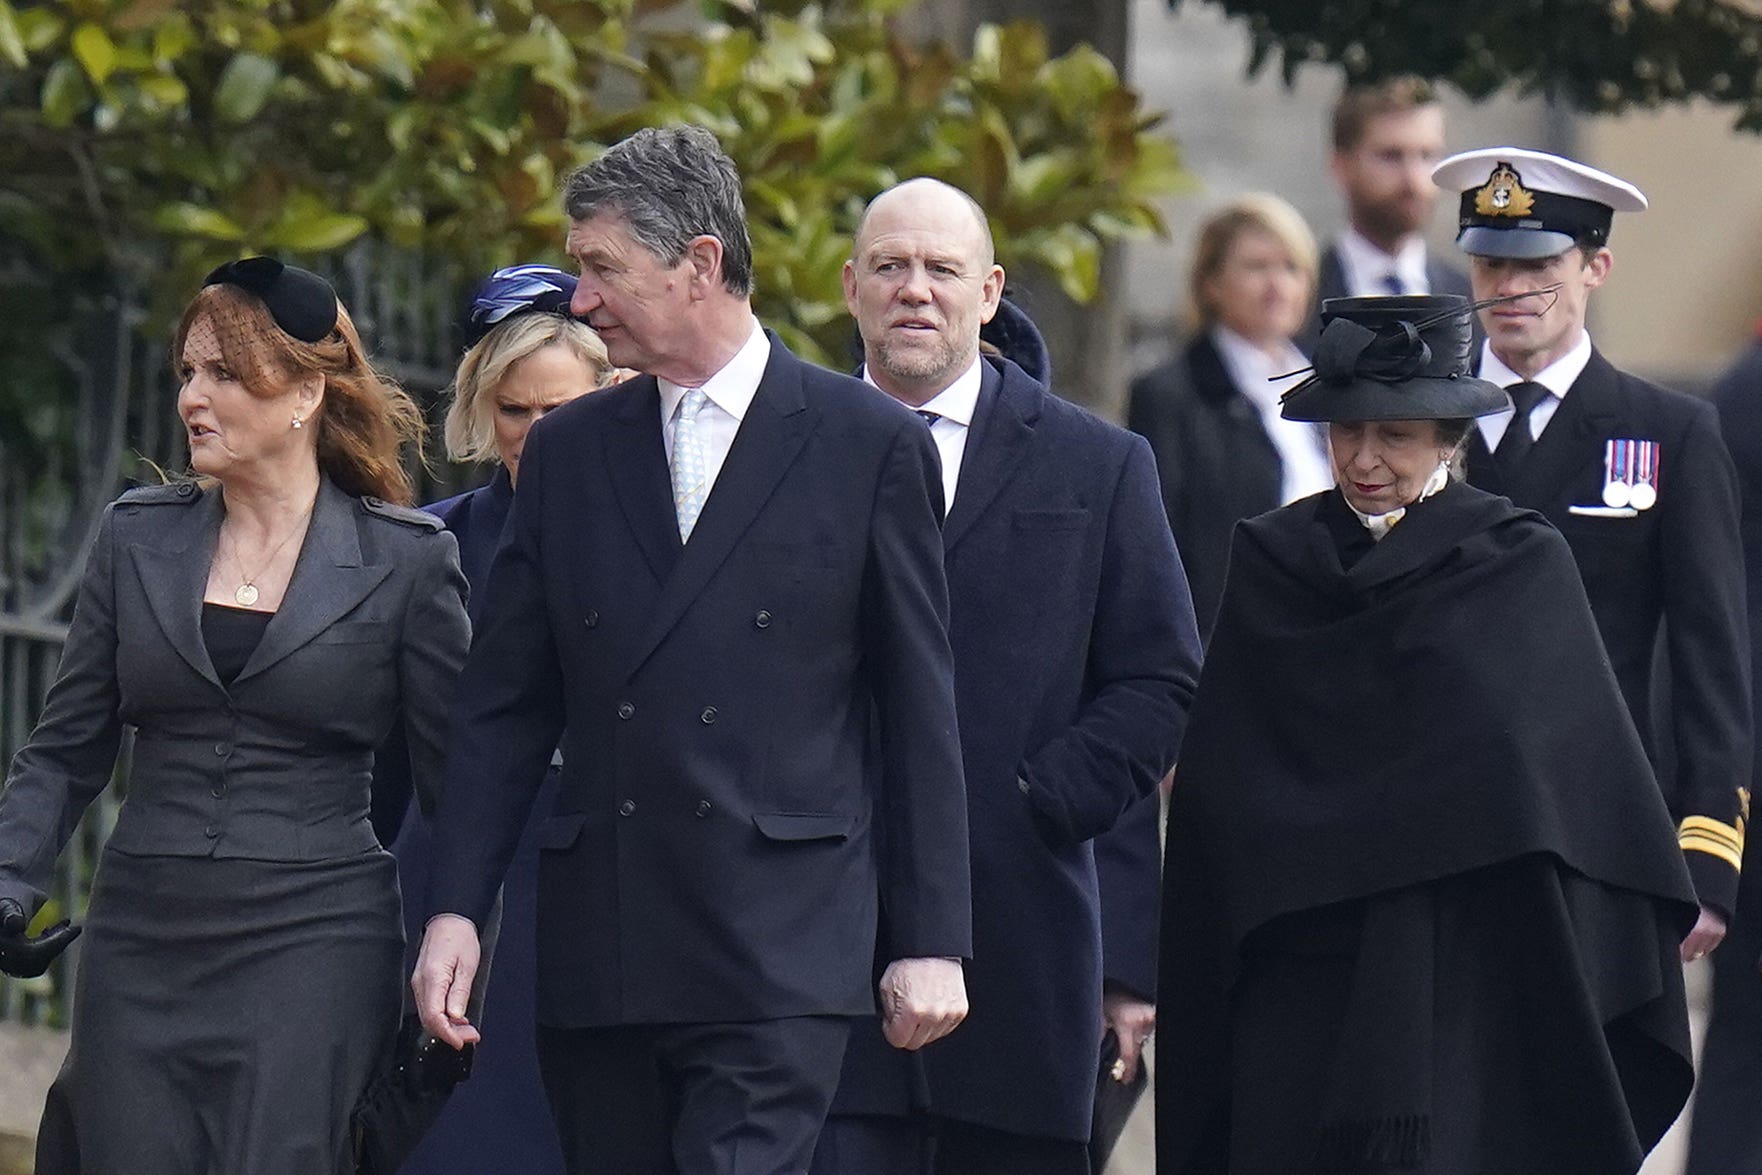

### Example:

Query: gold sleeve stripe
xmin=1680 ymin=815 xmax=1745 ymax=853
xmin=1680 ymin=824 xmax=1744 ymax=872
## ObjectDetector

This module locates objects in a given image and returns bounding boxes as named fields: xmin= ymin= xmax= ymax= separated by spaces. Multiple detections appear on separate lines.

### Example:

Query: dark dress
xmin=1157 ymin=483 xmax=1698 ymax=1175
xmin=0 ymin=478 xmax=469 ymax=1175
xmin=374 ymin=465 xmax=566 ymax=1175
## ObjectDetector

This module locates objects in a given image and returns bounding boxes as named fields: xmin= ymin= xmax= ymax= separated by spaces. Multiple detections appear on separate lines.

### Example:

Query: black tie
xmin=1494 ymin=382 xmax=1549 ymax=474
xmin=916 ymin=409 xmax=941 ymax=427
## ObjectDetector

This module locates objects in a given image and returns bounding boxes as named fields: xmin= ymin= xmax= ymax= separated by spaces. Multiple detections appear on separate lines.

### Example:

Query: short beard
xmin=867 ymin=333 xmax=966 ymax=390
xmin=1353 ymin=196 xmax=1429 ymax=249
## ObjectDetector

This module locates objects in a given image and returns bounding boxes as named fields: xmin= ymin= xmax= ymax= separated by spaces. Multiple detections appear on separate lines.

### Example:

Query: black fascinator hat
xmin=202 ymin=257 xmax=339 ymax=343
xmin=1279 ymin=294 xmax=1508 ymax=423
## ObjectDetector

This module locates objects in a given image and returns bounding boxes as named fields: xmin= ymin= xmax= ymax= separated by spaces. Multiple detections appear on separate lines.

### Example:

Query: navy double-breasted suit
xmin=426 ymin=335 xmax=972 ymax=1028
xmin=1466 ymin=348 xmax=1752 ymax=917
xmin=828 ymin=358 xmax=1202 ymax=1142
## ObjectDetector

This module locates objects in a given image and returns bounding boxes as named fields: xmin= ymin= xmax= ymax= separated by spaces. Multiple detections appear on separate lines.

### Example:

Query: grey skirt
xmin=35 ymin=847 xmax=404 ymax=1175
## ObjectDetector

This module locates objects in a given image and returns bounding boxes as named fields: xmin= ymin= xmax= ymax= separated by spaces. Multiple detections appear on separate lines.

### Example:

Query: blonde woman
xmin=380 ymin=264 xmax=616 ymax=1175
xmin=1126 ymin=193 xmax=1327 ymax=640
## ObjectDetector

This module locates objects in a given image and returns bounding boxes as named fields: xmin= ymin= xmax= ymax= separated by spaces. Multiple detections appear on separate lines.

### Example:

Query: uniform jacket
xmin=1467 ymin=348 xmax=1753 ymax=916
xmin=0 ymin=477 xmax=469 ymax=911
xmin=1127 ymin=333 xmax=1284 ymax=641
xmin=830 ymin=357 xmax=1202 ymax=1141
xmin=425 ymin=334 xmax=973 ymax=1028
xmin=1298 ymin=243 xmax=1475 ymax=355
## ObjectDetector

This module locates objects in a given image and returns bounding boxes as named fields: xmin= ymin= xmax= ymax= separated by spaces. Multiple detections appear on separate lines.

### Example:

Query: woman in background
xmin=378 ymin=263 xmax=616 ymax=1175
xmin=1125 ymin=193 xmax=1329 ymax=640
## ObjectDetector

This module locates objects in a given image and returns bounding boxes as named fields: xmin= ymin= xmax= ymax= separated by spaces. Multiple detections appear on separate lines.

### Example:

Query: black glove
xmin=0 ymin=896 xmax=81 ymax=980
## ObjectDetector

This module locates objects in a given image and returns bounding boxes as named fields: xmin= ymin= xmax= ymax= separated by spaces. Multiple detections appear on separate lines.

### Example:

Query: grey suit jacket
xmin=0 ymin=476 xmax=470 ymax=910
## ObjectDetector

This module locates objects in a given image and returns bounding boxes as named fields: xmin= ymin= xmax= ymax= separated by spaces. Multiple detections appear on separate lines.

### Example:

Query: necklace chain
xmin=224 ymin=502 xmax=314 ymax=607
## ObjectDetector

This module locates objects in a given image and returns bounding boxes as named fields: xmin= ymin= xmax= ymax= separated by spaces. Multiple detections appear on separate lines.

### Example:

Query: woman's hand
xmin=0 ymin=897 xmax=81 ymax=980
xmin=1682 ymin=904 xmax=1727 ymax=963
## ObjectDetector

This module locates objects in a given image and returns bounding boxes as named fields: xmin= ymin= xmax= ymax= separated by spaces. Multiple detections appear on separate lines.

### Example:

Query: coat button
xmin=210 ymin=787 xmax=224 ymax=799
xmin=617 ymin=702 xmax=635 ymax=720
xmin=213 ymin=742 xmax=229 ymax=756
xmin=204 ymin=824 xmax=219 ymax=838
xmin=700 ymin=706 xmax=718 ymax=724
xmin=754 ymin=610 xmax=772 ymax=629
xmin=176 ymin=482 xmax=194 ymax=497
xmin=696 ymin=800 xmax=712 ymax=817
xmin=618 ymin=800 xmax=636 ymax=817
xmin=1017 ymin=778 xmax=1032 ymax=796
xmin=584 ymin=610 xmax=600 ymax=628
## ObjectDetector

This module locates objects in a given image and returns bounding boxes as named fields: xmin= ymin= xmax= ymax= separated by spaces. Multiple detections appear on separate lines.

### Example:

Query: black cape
xmin=1157 ymin=483 xmax=1697 ymax=1175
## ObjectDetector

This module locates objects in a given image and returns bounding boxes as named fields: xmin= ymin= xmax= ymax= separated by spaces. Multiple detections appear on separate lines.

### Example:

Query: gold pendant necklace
xmin=225 ymin=503 xmax=314 ymax=609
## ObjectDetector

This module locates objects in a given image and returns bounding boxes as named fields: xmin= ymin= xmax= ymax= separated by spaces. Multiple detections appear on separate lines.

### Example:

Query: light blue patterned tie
xmin=671 ymin=388 xmax=710 ymax=541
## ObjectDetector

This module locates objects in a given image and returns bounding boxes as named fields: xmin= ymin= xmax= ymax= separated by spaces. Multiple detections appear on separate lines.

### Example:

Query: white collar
xmin=1210 ymin=325 xmax=1309 ymax=411
xmin=658 ymin=317 xmax=770 ymax=422
xmin=1337 ymin=228 xmax=1430 ymax=296
xmin=1350 ymin=463 xmax=1451 ymax=540
xmin=861 ymin=356 xmax=983 ymax=426
xmin=1478 ymin=329 xmax=1593 ymax=399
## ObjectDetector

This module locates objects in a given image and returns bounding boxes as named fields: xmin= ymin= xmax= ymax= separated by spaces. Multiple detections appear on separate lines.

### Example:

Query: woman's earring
xmin=291 ymin=414 xmax=304 ymax=430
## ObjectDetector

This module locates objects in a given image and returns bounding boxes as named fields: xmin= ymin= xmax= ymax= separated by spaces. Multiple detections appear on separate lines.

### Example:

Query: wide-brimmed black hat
xmin=1280 ymin=295 xmax=1509 ymax=423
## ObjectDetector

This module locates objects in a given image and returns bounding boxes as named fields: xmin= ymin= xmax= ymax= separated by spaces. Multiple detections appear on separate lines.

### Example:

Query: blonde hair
xmin=443 ymin=313 xmax=614 ymax=465
xmin=1187 ymin=193 xmax=1319 ymax=332
xmin=174 ymin=283 xmax=426 ymax=504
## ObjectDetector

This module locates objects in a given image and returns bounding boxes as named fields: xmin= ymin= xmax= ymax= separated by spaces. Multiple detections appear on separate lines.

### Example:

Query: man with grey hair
xmin=415 ymin=126 xmax=974 ymax=1173
xmin=813 ymin=177 xmax=1199 ymax=1174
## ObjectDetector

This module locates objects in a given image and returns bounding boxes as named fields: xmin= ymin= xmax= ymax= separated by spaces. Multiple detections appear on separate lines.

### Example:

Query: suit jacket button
xmin=204 ymin=824 xmax=219 ymax=838
xmin=696 ymin=800 xmax=712 ymax=817
xmin=584 ymin=610 xmax=600 ymax=628
xmin=700 ymin=706 xmax=718 ymax=724
xmin=617 ymin=702 xmax=635 ymax=720
xmin=176 ymin=483 xmax=194 ymax=497
xmin=619 ymin=800 xmax=636 ymax=817
xmin=214 ymin=742 xmax=229 ymax=756
xmin=210 ymin=787 xmax=224 ymax=799
xmin=754 ymin=610 xmax=772 ymax=629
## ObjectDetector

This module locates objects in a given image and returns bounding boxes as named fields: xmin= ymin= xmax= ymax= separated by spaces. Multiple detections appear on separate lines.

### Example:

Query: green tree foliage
xmin=0 ymin=0 xmax=1182 ymax=376
xmin=1176 ymin=0 xmax=1762 ymax=131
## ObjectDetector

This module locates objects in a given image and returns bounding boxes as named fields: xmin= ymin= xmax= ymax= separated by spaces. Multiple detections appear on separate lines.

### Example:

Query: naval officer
xmin=1433 ymin=146 xmax=1752 ymax=957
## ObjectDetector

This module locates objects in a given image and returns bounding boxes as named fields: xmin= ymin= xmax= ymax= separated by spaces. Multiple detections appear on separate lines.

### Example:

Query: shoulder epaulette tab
xmin=360 ymin=495 xmax=445 ymax=531
xmin=119 ymin=481 xmax=202 ymax=505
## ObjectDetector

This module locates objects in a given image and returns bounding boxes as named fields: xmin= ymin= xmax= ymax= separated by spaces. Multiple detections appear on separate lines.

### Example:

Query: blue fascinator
xmin=460 ymin=264 xmax=579 ymax=349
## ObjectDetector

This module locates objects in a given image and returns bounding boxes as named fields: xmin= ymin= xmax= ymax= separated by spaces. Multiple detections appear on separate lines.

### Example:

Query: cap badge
xmin=1473 ymin=162 xmax=1536 ymax=219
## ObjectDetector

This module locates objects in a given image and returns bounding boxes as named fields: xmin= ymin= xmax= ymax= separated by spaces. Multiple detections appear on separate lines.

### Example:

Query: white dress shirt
xmin=658 ymin=318 xmax=771 ymax=502
xmin=861 ymin=357 xmax=981 ymax=516
xmin=1336 ymin=229 xmax=1432 ymax=298
xmin=1211 ymin=326 xmax=1335 ymax=505
xmin=1473 ymin=330 xmax=1593 ymax=451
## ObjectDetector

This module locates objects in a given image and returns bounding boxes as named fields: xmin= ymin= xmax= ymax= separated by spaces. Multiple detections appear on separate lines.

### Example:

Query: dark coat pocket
xmin=1013 ymin=508 xmax=1090 ymax=531
xmin=751 ymin=812 xmax=854 ymax=842
xmin=537 ymin=811 xmax=587 ymax=850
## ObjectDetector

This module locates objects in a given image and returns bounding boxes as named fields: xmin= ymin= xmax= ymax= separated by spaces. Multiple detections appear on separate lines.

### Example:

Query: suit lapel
xmin=232 ymin=479 xmax=390 ymax=686
xmin=1505 ymin=352 xmax=1622 ymax=508
xmin=627 ymin=341 xmax=816 ymax=677
xmin=129 ymin=490 xmax=225 ymax=690
xmin=944 ymin=360 xmax=1038 ymax=553
xmin=605 ymin=377 xmax=684 ymax=584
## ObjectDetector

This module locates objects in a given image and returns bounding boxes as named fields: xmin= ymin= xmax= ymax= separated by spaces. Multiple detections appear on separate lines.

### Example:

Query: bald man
xmin=810 ymin=179 xmax=1201 ymax=1174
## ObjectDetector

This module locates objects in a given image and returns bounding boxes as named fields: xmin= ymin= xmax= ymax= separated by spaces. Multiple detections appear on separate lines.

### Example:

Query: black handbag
xmin=350 ymin=1014 xmax=475 ymax=1175
xmin=1089 ymin=1028 xmax=1148 ymax=1172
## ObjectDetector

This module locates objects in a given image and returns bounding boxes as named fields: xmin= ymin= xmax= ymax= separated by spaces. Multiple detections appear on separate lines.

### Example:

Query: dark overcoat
xmin=830 ymin=358 xmax=1201 ymax=1141
xmin=1466 ymin=348 xmax=1752 ymax=916
xmin=1126 ymin=334 xmax=1283 ymax=641
xmin=425 ymin=334 xmax=973 ymax=1027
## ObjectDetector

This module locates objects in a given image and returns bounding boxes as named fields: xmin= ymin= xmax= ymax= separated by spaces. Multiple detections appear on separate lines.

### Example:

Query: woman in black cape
xmin=1156 ymin=295 xmax=1698 ymax=1175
